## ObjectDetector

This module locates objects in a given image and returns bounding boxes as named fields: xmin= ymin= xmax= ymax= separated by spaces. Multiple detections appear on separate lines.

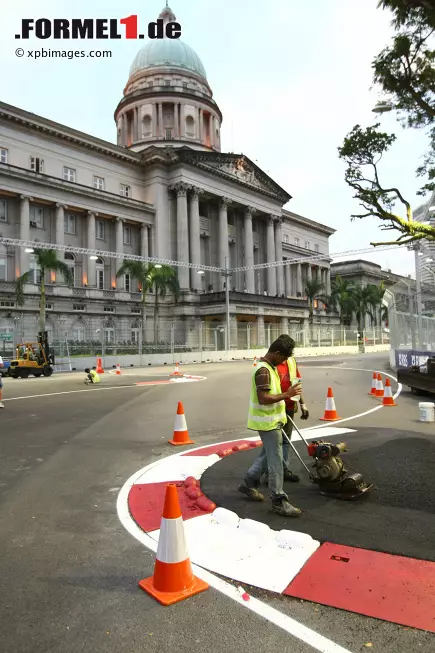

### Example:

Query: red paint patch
xmin=129 ymin=481 xmax=213 ymax=532
xmin=135 ymin=380 xmax=172 ymax=386
xmin=182 ymin=440 xmax=260 ymax=457
xmin=284 ymin=542 xmax=435 ymax=633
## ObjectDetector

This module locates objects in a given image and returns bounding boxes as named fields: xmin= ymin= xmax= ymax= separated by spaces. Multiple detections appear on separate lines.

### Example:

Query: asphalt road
xmin=1 ymin=353 xmax=434 ymax=653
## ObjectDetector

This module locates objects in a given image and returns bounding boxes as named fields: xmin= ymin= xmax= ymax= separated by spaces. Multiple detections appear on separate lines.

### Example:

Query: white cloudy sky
xmin=1 ymin=0 xmax=430 ymax=277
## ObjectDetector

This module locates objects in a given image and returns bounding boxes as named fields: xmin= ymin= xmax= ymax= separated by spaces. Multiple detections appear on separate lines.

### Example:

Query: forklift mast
xmin=38 ymin=330 xmax=55 ymax=365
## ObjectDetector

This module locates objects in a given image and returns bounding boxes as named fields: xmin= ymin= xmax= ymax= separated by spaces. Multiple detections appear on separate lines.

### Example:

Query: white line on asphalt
xmin=116 ymin=454 xmax=353 ymax=653
xmin=3 ymin=385 xmax=143 ymax=401
xmin=301 ymin=367 xmax=402 ymax=431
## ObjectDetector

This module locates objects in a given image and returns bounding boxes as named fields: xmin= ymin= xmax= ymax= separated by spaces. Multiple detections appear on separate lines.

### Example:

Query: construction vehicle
xmin=397 ymin=356 xmax=435 ymax=396
xmin=8 ymin=331 xmax=54 ymax=378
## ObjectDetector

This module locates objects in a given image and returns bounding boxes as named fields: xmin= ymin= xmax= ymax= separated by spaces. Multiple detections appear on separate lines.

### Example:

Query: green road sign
xmin=0 ymin=334 xmax=12 ymax=341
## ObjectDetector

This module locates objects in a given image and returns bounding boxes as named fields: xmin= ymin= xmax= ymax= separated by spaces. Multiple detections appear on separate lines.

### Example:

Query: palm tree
xmin=16 ymin=248 xmax=73 ymax=333
xmin=368 ymin=282 xmax=386 ymax=327
xmin=327 ymin=276 xmax=355 ymax=326
xmin=116 ymin=261 xmax=179 ymax=345
xmin=305 ymin=278 xmax=325 ymax=327
xmin=352 ymin=284 xmax=374 ymax=334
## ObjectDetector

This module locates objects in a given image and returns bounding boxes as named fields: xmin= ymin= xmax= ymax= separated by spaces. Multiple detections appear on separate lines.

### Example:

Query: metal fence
xmin=0 ymin=320 xmax=389 ymax=361
xmin=385 ymin=280 xmax=435 ymax=358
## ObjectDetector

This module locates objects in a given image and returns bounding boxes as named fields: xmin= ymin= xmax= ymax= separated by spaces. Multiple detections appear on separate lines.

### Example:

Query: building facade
xmin=0 ymin=5 xmax=335 ymax=350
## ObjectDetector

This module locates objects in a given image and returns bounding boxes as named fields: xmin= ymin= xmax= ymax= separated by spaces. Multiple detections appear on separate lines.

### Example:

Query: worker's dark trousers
xmin=259 ymin=411 xmax=295 ymax=476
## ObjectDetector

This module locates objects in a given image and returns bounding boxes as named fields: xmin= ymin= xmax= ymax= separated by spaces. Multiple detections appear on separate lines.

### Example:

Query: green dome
xmin=129 ymin=39 xmax=207 ymax=80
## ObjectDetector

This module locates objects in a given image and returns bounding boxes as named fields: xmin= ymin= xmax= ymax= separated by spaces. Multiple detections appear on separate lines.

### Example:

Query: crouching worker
xmin=84 ymin=368 xmax=100 ymax=385
xmin=238 ymin=338 xmax=302 ymax=517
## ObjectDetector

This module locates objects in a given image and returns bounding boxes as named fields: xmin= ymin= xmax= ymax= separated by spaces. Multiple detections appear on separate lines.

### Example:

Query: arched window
xmin=29 ymin=256 xmax=41 ymax=284
xmin=64 ymin=252 xmax=75 ymax=286
xmin=185 ymin=115 xmax=195 ymax=138
xmin=142 ymin=115 xmax=152 ymax=137
xmin=0 ymin=245 xmax=6 ymax=281
xmin=96 ymin=257 xmax=104 ymax=290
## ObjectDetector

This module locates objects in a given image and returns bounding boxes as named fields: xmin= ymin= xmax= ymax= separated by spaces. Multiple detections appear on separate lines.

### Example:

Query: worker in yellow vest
xmin=261 ymin=334 xmax=309 ymax=485
xmin=238 ymin=337 xmax=302 ymax=517
xmin=84 ymin=368 xmax=100 ymax=384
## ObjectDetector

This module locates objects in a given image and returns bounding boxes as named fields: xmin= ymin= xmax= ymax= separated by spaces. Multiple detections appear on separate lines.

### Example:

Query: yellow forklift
xmin=9 ymin=331 xmax=54 ymax=378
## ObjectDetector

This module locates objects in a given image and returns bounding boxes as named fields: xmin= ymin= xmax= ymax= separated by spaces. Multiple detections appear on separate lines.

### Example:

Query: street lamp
xmin=90 ymin=255 xmax=98 ymax=260
xmin=372 ymin=101 xmax=393 ymax=114
xmin=25 ymin=248 xmax=34 ymax=253
xmin=154 ymin=263 xmax=162 ymax=269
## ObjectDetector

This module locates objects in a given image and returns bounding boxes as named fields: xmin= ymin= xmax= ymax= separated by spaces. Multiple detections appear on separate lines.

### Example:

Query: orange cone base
xmin=168 ymin=432 xmax=194 ymax=446
xmin=382 ymin=399 xmax=397 ymax=407
xmin=319 ymin=414 xmax=342 ymax=421
xmin=170 ymin=373 xmax=184 ymax=377
xmin=139 ymin=574 xmax=208 ymax=606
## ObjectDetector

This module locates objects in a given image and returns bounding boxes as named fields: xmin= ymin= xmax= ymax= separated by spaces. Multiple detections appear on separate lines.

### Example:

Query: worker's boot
xmin=261 ymin=469 xmax=300 ymax=485
xmin=271 ymin=498 xmax=301 ymax=517
xmin=0 ymin=402 xmax=4 ymax=409
xmin=238 ymin=481 xmax=264 ymax=502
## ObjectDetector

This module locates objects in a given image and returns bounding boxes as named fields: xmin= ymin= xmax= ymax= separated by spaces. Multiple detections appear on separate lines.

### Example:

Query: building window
xmin=46 ymin=303 xmax=53 ymax=311
xmin=0 ymin=256 xmax=6 ymax=281
xmin=131 ymin=328 xmax=139 ymax=343
xmin=305 ymin=241 xmax=310 ymax=249
xmin=30 ymin=258 xmax=41 ymax=284
xmin=165 ymin=80 xmax=170 ymax=86
xmin=283 ymin=234 xmax=289 ymax=243
xmin=165 ymin=128 xmax=172 ymax=140
xmin=64 ymin=252 xmax=76 ymax=286
xmin=96 ymin=220 xmax=105 ymax=240
xmin=96 ymin=257 xmax=104 ymax=289
xmin=30 ymin=206 xmax=43 ymax=228
xmin=64 ymin=213 xmax=76 ymax=234
xmin=0 ymin=148 xmax=8 ymax=164
xmin=30 ymin=156 xmax=44 ymax=173
xmin=295 ymin=237 xmax=300 ymax=246
xmin=104 ymin=327 xmax=115 ymax=343
xmin=73 ymin=327 xmax=85 ymax=341
xmin=124 ymin=273 xmax=131 ymax=292
xmin=315 ymin=244 xmax=319 ymax=253
xmin=73 ymin=304 xmax=85 ymax=312
xmin=183 ymin=82 xmax=188 ymax=89
xmin=123 ymin=225 xmax=131 ymax=245
xmin=0 ymin=300 xmax=14 ymax=308
xmin=131 ymin=307 xmax=141 ymax=314
xmin=142 ymin=115 xmax=152 ymax=137
xmin=0 ymin=199 xmax=7 ymax=222
xmin=185 ymin=116 xmax=195 ymax=137
xmin=104 ymin=306 xmax=115 ymax=313
xmin=120 ymin=183 xmax=131 ymax=198
xmin=63 ymin=166 xmax=76 ymax=182
xmin=93 ymin=175 xmax=105 ymax=190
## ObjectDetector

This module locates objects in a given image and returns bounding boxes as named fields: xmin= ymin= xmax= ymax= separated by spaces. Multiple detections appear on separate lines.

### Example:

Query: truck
xmin=397 ymin=356 xmax=435 ymax=396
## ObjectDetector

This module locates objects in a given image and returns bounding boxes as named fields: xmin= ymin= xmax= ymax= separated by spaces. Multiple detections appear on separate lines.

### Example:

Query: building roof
xmin=130 ymin=39 xmax=207 ymax=80
xmin=281 ymin=209 xmax=336 ymax=236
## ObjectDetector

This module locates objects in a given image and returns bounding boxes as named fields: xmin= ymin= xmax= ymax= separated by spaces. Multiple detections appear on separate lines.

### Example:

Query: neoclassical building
xmin=0 ymin=4 xmax=335 ymax=349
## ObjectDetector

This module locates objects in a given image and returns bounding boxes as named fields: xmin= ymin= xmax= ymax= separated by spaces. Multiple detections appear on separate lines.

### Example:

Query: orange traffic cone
xmin=382 ymin=378 xmax=396 ymax=406
xmin=138 ymin=484 xmax=209 ymax=606
xmin=375 ymin=373 xmax=384 ymax=398
xmin=319 ymin=387 xmax=342 ymax=421
xmin=169 ymin=402 xmax=194 ymax=446
xmin=116 ymin=363 xmax=121 ymax=376
xmin=368 ymin=372 xmax=377 ymax=396
xmin=96 ymin=357 xmax=104 ymax=374
xmin=253 ymin=356 xmax=257 ymax=367
xmin=170 ymin=362 xmax=184 ymax=378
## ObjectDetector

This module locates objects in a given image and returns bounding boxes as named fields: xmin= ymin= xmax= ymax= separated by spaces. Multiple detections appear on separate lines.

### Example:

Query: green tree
xmin=305 ymin=278 xmax=325 ymax=327
xmin=338 ymin=123 xmax=435 ymax=245
xmin=352 ymin=285 xmax=375 ymax=334
xmin=367 ymin=282 xmax=387 ymax=326
xmin=326 ymin=275 xmax=356 ymax=326
xmin=116 ymin=262 xmax=180 ymax=346
xmin=16 ymin=248 xmax=73 ymax=333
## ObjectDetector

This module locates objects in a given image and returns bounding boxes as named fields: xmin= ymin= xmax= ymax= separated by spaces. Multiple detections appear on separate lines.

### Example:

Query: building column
xmin=244 ymin=207 xmax=255 ymax=293
xmin=87 ymin=211 xmax=96 ymax=287
xmin=199 ymin=109 xmax=203 ymax=141
xmin=296 ymin=262 xmax=302 ymax=295
xmin=307 ymin=264 xmax=312 ymax=282
xmin=172 ymin=183 xmax=190 ymax=290
xmin=285 ymin=259 xmax=291 ymax=296
xmin=180 ymin=104 xmax=185 ymax=137
xmin=189 ymin=187 xmax=202 ymax=290
xmin=132 ymin=108 xmax=138 ymax=142
xmin=280 ymin=316 xmax=289 ymax=334
xmin=326 ymin=268 xmax=331 ymax=295
xmin=141 ymin=224 xmax=149 ymax=261
xmin=54 ymin=203 xmax=65 ymax=283
xmin=266 ymin=216 xmax=276 ymax=296
xmin=115 ymin=218 xmax=124 ymax=285
xmin=219 ymin=197 xmax=231 ymax=289
xmin=317 ymin=266 xmax=322 ymax=284
xmin=257 ymin=314 xmax=266 ymax=347
xmin=158 ymin=103 xmax=163 ymax=137
xmin=152 ymin=103 xmax=157 ymax=138
xmin=121 ymin=114 xmax=127 ymax=145
xmin=19 ymin=195 xmax=31 ymax=276
xmin=274 ymin=218 xmax=284 ymax=296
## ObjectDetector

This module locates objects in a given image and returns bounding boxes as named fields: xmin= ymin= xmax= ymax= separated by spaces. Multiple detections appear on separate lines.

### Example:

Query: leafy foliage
xmin=304 ymin=278 xmax=325 ymax=326
xmin=338 ymin=123 xmax=435 ymax=244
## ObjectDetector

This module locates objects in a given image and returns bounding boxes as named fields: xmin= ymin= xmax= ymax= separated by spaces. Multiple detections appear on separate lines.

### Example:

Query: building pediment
xmin=176 ymin=151 xmax=291 ymax=203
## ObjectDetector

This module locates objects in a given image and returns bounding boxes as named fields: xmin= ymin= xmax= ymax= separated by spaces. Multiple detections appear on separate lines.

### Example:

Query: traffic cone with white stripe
xmin=170 ymin=362 xmax=184 ymax=378
xmin=368 ymin=372 xmax=377 ymax=396
xmin=138 ymin=484 xmax=209 ymax=606
xmin=375 ymin=373 xmax=384 ymax=398
xmin=382 ymin=378 xmax=396 ymax=406
xmin=319 ymin=387 xmax=342 ymax=421
xmin=116 ymin=363 xmax=121 ymax=375
xmin=169 ymin=401 xmax=193 ymax=446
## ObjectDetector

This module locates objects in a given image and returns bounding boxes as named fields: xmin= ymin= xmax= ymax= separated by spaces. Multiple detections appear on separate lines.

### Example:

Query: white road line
xmin=302 ymin=367 xmax=402 ymax=431
xmin=116 ymin=458 xmax=353 ymax=653
xmin=3 ymin=384 xmax=144 ymax=401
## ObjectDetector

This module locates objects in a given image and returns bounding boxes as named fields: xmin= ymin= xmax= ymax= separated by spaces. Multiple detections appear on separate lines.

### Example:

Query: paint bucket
xmin=419 ymin=402 xmax=435 ymax=423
